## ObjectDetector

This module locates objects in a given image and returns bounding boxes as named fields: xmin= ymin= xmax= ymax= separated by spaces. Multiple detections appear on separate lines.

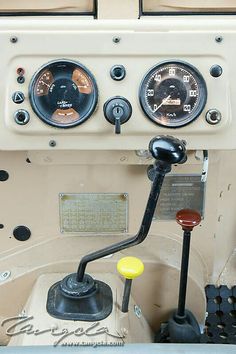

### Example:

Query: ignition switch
xmin=104 ymin=96 xmax=132 ymax=134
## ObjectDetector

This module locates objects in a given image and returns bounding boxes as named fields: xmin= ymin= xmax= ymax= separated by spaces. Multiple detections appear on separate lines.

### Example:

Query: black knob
xmin=210 ymin=64 xmax=223 ymax=78
xmin=104 ymin=97 xmax=132 ymax=134
xmin=149 ymin=135 xmax=187 ymax=164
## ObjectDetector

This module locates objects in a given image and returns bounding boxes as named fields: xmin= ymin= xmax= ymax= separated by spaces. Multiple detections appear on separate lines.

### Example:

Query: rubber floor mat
xmin=201 ymin=285 xmax=236 ymax=344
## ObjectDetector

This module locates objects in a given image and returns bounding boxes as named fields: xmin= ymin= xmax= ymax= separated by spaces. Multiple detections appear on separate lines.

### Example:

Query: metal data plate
xmin=154 ymin=174 xmax=205 ymax=221
xmin=60 ymin=193 xmax=128 ymax=233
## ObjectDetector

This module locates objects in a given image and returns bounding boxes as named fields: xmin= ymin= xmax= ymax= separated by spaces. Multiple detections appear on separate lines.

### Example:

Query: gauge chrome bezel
xmin=29 ymin=59 xmax=98 ymax=129
xmin=139 ymin=60 xmax=207 ymax=128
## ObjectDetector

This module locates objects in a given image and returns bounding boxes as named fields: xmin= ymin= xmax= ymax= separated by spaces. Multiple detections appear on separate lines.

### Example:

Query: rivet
xmin=10 ymin=36 xmax=18 ymax=43
xmin=134 ymin=305 xmax=142 ymax=318
xmin=0 ymin=271 xmax=11 ymax=282
xmin=49 ymin=140 xmax=56 ymax=147
xmin=215 ymin=36 xmax=223 ymax=43
xmin=113 ymin=36 xmax=121 ymax=44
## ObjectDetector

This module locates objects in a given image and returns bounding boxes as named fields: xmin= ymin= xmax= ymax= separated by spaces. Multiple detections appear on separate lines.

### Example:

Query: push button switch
xmin=14 ymin=109 xmax=30 ymax=125
xmin=12 ymin=91 xmax=25 ymax=104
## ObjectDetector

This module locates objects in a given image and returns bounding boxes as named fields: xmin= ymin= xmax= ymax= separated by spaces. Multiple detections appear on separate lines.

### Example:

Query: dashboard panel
xmin=0 ymin=17 xmax=234 ymax=150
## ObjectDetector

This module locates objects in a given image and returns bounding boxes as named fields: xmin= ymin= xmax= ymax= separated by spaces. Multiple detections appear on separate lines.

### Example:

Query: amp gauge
xmin=139 ymin=61 xmax=207 ymax=128
xmin=29 ymin=60 xmax=98 ymax=128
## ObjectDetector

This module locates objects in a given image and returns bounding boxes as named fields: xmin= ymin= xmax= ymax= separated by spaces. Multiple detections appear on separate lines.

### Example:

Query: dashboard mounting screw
xmin=49 ymin=140 xmax=57 ymax=147
xmin=113 ymin=36 xmax=121 ymax=44
xmin=134 ymin=305 xmax=142 ymax=318
xmin=0 ymin=271 xmax=11 ymax=282
xmin=215 ymin=36 xmax=223 ymax=43
xmin=10 ymin=36 xmax=18 ymax=43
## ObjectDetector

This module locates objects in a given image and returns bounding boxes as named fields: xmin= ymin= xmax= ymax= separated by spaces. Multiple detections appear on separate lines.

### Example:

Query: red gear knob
xmin=176 ymin=209 xmax=201 ymax=231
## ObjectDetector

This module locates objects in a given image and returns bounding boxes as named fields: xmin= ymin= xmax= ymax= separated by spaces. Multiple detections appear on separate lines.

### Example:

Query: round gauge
xmin=139 ymin=61 xmax=207 ymax=128
xmin=29 ymin=60 xmax=98 ymax=128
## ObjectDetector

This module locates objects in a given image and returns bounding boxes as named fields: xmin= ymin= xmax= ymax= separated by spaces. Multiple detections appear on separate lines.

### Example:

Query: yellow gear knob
xmin=117 ymin=256 xmax=144 ymax=280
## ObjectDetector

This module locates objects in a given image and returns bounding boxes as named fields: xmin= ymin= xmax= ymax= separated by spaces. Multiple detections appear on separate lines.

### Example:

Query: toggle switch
xmin=104 ymin=96 xmax=132 ymax=134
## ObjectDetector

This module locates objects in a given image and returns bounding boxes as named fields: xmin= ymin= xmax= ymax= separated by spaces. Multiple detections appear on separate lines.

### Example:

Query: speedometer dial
xmin=29 ymin=60 xmax=98 ymax=128
xmin=139 ymin=61 xmax=207 ymax=128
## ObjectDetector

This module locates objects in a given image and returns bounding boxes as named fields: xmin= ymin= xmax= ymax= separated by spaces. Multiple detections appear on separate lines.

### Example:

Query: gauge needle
xmin=153 ymin=95 xmax=171 ymax=113
xmin=41 ymin=81 xmax=50 ymax=88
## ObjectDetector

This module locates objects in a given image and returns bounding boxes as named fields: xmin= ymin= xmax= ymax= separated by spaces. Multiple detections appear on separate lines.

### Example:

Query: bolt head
xmin=49 ymin=140 xmax=56 ymax=147
xmin=0 ymin=271 xmax=11 ymax=282
xmin=113 ymin=36 xmax=121 ymax=44
xmin=10 ymin=36 xmax=18 ymax=43
xmin=215 ymin=36 xmax=223 ymax=43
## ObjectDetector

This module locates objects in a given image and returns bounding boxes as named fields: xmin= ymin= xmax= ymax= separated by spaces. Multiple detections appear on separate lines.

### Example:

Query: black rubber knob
xmin=149 ymin=135 xmax=187 ymax=164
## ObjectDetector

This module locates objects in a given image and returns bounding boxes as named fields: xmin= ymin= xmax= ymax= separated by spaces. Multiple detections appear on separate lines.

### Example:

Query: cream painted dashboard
xmin=0 ymin=17 xmax=235 ymax=150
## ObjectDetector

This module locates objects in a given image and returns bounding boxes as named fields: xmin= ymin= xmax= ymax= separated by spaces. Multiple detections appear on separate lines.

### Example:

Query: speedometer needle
xmin=153 ymin=95 xmax=171 ymax=112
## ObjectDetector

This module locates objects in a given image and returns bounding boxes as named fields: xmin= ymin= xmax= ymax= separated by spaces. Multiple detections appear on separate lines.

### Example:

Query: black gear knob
xmin=149 ymin=135 xmax=187 ymax=165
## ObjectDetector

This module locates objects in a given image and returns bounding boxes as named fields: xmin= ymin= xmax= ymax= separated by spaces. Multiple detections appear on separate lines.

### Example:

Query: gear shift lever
xmin=156 ymin=209 xmax=202 ymax=343
xmin=46 ymin=135 xmax=187 ymax=321
xmin=77 ymin=135 xmax=187 ymax=282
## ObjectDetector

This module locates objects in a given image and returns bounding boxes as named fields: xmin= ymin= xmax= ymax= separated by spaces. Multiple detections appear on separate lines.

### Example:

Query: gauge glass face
xmin=29 ymin=60 xmax=98 ymax=128
xmin=139 ymin=61 xmax=207 ymax=128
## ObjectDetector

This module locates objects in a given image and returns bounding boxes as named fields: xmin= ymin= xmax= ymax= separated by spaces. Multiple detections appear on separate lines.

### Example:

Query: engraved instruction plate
xmin=154 ymin=174 xmax=205 ymax=220
xmin=60 ymin=193 xmax=128 ymax=233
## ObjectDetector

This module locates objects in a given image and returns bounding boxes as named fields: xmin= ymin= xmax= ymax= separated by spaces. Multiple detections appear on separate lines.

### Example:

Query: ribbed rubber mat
xmin=201 ymin=285 xmax=236 ymax=344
